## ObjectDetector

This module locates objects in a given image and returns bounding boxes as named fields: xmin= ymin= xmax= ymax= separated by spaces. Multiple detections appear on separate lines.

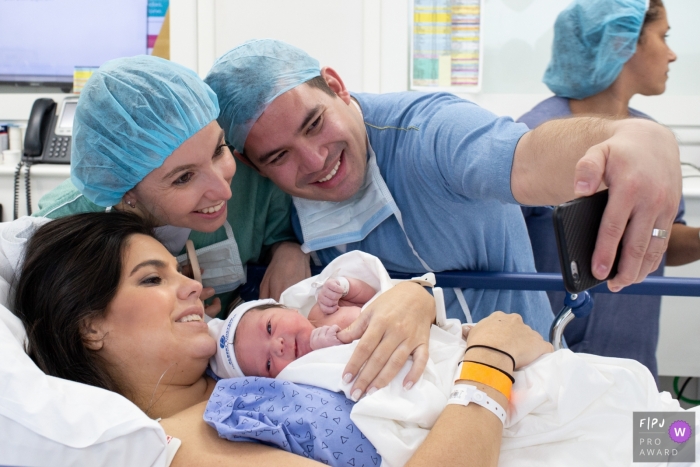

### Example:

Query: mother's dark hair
xmin=14 ymin=211 xmax=155 ymax=395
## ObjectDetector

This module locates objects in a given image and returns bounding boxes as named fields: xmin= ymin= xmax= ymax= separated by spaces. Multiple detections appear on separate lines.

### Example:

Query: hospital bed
xmin=3 ymin=215 xmax=700 ymax=466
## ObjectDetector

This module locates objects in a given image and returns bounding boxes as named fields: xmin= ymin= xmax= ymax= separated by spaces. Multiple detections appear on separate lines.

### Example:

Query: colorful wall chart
xmin=149 ymin=0 xmax=170 ymax=58
xmin=411 ymin=0 xmax=482 ymax=92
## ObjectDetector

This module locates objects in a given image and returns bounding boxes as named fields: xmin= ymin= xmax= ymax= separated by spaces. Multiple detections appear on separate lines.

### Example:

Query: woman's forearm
xmin=408 ymin=311 xmax=555 ymax=466
xmin=665 ymin=223 xmax=700 ymax=266
xmin=405 ymin=383 xmax=505 ymax=467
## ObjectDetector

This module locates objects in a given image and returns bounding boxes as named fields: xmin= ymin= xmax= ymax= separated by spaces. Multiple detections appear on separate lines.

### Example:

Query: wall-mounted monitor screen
xmin=0 ymin=0 xmax=147 ymax=87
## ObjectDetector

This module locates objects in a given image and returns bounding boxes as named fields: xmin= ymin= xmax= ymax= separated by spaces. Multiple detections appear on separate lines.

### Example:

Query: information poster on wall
xmin=410 ymin=0 xmax=483 ymax=92
xmin=148 ymin=0 xmax=170 ymax=58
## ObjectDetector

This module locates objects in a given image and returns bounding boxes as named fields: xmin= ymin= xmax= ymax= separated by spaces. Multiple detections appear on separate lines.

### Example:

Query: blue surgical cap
xmin=543 ymin=0 xmax=649 ymax=100
xmin=71 ymin=55 xmax=220 ymax=207
xmin=204 ymin=39 xmax=321 ymax=153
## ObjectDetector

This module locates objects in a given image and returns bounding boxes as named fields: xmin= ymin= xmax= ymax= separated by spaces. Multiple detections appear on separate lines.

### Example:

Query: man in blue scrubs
xmin=205 ymin=39 xmax=681 ymax=343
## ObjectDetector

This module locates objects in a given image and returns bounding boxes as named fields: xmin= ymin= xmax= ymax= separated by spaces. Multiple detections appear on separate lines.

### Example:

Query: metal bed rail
xmin=243 ymin=266 xmax=700 ymax=351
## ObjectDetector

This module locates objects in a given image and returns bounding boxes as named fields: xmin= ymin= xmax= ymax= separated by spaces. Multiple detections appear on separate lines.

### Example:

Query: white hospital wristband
xmin=447 ymin=384 xmax=507 ymax=425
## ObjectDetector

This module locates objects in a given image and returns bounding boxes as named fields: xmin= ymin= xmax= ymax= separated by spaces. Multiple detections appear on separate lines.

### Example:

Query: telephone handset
xmin=23 ymin=98 xmax=56 ymax=160
xmin=23 ymin=96 xmax=78 ymax=164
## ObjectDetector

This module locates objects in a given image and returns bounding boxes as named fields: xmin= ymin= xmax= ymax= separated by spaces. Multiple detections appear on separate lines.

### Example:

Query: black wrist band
xmin=465 ymin=345 xmax=516 ymax=372
xmin=462 ymin=360 xmax=516 ymax=384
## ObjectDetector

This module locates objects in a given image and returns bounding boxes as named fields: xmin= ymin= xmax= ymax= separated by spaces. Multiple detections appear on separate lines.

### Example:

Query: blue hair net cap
xmin=543 ymin=0 xmax=649 ymax=100
xmin=71 ymin=55 xmax=220 ymax=207
xmin=204 ymin=39 xmax=321 ymax=153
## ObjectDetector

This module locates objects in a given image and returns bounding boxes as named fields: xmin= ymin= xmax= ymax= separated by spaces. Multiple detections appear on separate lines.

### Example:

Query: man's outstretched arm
xmin=512 ymin=117 xmax=681 ymax=291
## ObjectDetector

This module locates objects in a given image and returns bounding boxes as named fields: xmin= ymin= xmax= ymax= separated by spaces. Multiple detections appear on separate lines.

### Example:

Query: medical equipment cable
xmin=681 ymin=162 xmax=700 ymax=178
xmin=673 ymin=377 xmax=700 ymax=405
xmin=677 ymin=377 xmax=692 ymax=401
xmin=682 ymin=162 xmax=700 ymax=171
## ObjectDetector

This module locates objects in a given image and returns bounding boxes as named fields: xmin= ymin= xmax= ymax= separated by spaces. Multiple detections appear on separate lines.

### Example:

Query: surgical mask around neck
xmin=293 ymin=149 xmax=396 ymax=253
xmin=293 ymin=145 xmax=433 ymax=272
xmin=176 ymin=221 xmax=246 ymax=295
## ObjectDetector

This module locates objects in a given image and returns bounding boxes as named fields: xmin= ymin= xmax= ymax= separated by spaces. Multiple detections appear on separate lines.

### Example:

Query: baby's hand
xmin=310 ymin=325 xmax=343 ymax=350
xmin=316 ymin=278 xmax=349 ymax=314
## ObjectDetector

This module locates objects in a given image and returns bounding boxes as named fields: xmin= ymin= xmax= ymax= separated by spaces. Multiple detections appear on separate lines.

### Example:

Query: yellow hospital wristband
xmin=455 ymin=361 xmax=513 ymax=400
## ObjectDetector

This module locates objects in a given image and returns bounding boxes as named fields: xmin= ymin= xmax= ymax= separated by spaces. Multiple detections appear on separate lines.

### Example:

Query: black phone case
xmin=552 ymin=190 xmax=619 ymax=293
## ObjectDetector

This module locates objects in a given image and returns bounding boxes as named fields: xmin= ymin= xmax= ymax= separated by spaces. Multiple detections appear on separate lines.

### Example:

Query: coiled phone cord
xmin=13 ymin=160 xmax=24 ymax=220
xmin=25 ymin=162 xmax=33 ymax=216
xmin=12 ymin=161 xmax=34 ymax=218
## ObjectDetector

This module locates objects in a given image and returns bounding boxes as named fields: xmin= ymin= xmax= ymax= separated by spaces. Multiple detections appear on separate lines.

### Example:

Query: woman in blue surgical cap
xmin=33 ymin=55 xmax=312 ymax=314
xmin=519 ymin=0 xmax=698 ymax=382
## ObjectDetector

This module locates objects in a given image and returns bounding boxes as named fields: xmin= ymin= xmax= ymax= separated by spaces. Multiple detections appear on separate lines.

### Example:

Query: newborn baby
xmin=208 ymin=276 xmax=377 ymax=379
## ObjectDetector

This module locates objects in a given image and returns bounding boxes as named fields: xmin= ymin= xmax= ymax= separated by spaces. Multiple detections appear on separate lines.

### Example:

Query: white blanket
xmin=277 ymin=251 xmax=697 ymax=467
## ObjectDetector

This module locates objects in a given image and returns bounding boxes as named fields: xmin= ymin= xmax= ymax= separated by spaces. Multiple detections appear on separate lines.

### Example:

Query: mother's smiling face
xmin=16 ymin=212 xmax=218 ymax=412
xmin=87 ymin=234 xmax=217 ymax=389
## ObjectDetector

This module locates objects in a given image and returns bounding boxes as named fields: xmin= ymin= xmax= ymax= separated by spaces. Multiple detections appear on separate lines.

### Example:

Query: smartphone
xmin=552 ymin=189 xmax=620 ymax=293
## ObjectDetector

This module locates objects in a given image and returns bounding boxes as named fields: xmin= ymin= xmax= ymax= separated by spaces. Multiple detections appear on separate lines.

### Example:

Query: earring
xmin=126 ymin=200 xmax=136 ymax=208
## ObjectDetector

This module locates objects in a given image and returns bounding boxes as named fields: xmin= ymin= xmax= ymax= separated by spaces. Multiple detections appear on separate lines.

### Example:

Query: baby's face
xmin=235 ymin=307 xmax=315 ymax=377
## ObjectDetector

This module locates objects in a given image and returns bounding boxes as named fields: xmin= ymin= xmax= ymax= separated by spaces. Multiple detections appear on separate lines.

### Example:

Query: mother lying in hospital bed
xmin=12 ymin=211 xmax=550 ymax=467
xmin=12 ymin=211 xmax=698 ymax=466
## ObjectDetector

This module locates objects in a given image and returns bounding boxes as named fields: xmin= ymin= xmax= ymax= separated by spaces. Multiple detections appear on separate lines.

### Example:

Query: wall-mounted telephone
xmin=23 ymin=96 xmax=78 ymax=165
xmin=13 ymin=96 xmax=78 ymax=219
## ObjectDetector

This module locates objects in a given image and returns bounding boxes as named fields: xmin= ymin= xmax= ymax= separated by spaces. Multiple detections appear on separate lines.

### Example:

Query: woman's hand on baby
xmin=466 ymin=311 xmax=553 ymax=369
xmin=310 ymin=325 xmax=342 ymax=350
xmin=337 ymin=282 xmax=435 ymax=401
xmin=316 ymin=278 xmax=347 ymax=314
xmin=200 ymin=287 xmax=221 ymax=318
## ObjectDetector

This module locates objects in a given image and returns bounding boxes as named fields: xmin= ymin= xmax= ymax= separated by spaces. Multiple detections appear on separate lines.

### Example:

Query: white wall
xmin=3 ymin=0 xmax=700 ymax=124
xmin=167 ymin=0 xmax=700 ymax=128
xmin=168 ymin=0 xmax=400 ymax=94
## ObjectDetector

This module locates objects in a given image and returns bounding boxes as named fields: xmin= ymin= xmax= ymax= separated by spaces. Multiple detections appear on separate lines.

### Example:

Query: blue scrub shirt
xmin=294 ymin=91 xmax=555 ymax=339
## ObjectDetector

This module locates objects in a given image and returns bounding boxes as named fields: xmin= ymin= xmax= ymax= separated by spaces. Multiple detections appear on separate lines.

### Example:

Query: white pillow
xmin=0 ymin=217 xmax=168 ymax=467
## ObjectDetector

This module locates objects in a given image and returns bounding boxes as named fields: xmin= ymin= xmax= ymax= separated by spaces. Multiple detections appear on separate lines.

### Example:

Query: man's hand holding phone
xmin=570 ymin=119 xmax=681 ymax=292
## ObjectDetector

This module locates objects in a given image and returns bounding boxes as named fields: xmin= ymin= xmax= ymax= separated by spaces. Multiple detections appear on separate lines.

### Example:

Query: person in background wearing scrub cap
xmin=32 ymin=55 xmax=311 ymax=314
xmin=205 ymin=38 xmax=682 ymax=398
xmin=33 ymin=55 xmax=437 ymax=397
xmin=519 ymin=0 xmax=697 ymax=383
